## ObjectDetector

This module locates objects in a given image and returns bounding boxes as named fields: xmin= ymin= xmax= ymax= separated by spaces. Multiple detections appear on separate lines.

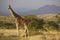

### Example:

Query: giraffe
xmin=8 ymin=5 xmax=29 ymax=37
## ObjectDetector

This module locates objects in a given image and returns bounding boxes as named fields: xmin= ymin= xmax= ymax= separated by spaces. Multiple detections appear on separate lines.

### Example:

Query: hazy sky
xmin=0 ymin=0 xmax=60 ymax=14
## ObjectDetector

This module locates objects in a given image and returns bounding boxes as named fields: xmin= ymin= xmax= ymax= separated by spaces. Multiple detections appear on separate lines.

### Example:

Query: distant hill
xmin=19 ymin=5 xmax=60 ymax=14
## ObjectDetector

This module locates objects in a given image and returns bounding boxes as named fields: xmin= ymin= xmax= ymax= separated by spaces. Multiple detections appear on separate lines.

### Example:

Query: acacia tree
xmin=23 ymin=15 xmax=44 ymax=31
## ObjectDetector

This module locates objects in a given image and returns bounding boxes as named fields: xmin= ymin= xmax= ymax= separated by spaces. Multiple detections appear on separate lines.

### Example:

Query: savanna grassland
xmin=0 ymin=13 xmax=60 ymax=40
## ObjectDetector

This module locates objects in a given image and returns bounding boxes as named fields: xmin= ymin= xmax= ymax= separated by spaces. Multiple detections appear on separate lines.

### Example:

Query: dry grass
xmin=0 ymin=29 xmax=60 ymax=40
xmin=37 ymin=14 xmax=57 ymax=21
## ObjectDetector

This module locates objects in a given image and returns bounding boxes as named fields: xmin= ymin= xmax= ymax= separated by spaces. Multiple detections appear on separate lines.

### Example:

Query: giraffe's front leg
xmin=16 ymin=23 xmax=19 ymax=36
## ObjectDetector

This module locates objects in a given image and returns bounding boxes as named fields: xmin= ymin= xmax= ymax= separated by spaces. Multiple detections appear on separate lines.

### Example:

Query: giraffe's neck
xmin=9 ymin=8 xmax=19 ymax=18
xmin=9 ymin=8 xmax=22 ymax=19
xmin=8 ymin=8 xmax=15 ymax=17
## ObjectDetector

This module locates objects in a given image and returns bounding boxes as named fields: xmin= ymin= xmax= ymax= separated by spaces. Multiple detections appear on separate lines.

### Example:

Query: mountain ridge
xmin=20 ymin=5 xmax=60 ymax=14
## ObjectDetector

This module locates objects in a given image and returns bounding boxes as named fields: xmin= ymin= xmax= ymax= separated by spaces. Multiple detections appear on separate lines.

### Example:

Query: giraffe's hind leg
xmin=25 ymin=28 xmax=29 ymax=37
xmin=24 ymin=23 xmax=29 ymax=37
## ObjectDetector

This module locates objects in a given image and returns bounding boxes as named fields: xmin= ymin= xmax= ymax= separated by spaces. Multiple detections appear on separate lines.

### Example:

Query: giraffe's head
xmin=8 ymin=5 xmax=12 ymax=9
